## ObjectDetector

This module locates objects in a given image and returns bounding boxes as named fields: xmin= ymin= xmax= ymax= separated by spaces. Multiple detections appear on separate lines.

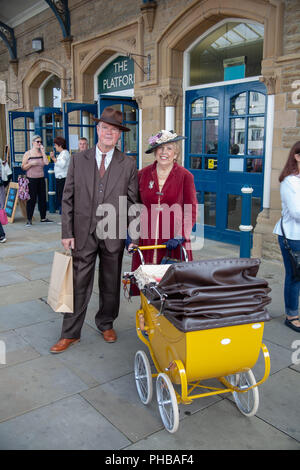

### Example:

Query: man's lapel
xmin=83 ymin=146 xmax=97 ymax=201
xmin=104 ymin=148 xmax=125 ymax=200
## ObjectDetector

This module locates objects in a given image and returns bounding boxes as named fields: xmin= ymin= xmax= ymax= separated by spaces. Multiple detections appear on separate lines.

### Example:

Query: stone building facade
xmin=0 ymin=0 xmax=299 ymax=258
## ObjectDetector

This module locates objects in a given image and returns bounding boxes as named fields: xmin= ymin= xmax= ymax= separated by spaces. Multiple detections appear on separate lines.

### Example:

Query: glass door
xmin=99 ymin=95 xmax=139 ymax=167
xmin=185 ymin=87 xmax=224 ymax=241
xmin=9 ymin=111 xmax=34 ymax=181
xmin=185 ymin=81 xmax=267 ymax=244
xmin=63 ymin=102 xmax=98 ymax=152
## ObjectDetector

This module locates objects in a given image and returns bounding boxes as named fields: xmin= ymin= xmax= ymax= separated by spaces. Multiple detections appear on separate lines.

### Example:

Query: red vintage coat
xmin=131 ymin=161 xmax=197 ymax=271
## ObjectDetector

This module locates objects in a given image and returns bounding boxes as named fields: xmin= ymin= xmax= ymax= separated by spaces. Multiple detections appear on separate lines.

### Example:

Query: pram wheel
xmin=226 ymin=369 xmax=259 ymax=417
xmin=134 ymin=350 xmax=153 ymax=405
xmin=156 ymin=373 xmax=179 ymax=433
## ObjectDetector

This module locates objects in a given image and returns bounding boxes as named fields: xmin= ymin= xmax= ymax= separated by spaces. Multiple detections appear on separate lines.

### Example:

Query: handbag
xmin=281 ymin=219 xmax=300 ymax=281
xmin=18 ymin=175 xmax=30 ymax=201
xmin=47 ymin=251 xmax=74 ymax=313
xmin=0 ymin=208 xmax=8 ymax=225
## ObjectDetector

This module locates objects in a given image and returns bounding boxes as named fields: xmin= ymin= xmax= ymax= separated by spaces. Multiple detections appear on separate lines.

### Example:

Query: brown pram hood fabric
xmin=142 ymin=258 xmax=271 ymax=332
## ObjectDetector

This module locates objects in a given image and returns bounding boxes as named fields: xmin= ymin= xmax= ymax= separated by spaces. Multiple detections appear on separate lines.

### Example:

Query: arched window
xmin=39 ymin=74 xmax=61 ymax=107
xmin=189 ymin=21 xmax=264 ymax=86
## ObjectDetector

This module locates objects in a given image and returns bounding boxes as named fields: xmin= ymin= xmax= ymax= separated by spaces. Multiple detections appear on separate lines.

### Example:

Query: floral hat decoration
xmin=145 ymin=130 xmax=187 ymax=154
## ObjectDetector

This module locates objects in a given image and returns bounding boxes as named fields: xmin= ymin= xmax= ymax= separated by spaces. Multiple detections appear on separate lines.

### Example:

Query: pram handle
xmin=133 ymin=244 xmax=188 ymax=265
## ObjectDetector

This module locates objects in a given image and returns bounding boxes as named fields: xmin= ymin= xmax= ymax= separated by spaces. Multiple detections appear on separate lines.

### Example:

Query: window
xmin=189 ymin=21 xmax=264 ymax=86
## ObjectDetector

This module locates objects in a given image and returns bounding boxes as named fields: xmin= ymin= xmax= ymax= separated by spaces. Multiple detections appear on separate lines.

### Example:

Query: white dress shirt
xmin=54 ymin=149 xmax=70 ymax=178
xmin=273 ymin=174 xmax=300 ymax=240
xmin=95 ymin=146 xmax=114 ymax=171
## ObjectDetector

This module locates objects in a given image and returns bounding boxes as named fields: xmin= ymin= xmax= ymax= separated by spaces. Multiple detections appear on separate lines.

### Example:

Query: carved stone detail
xmin=159 ymin=89 xmax=179 ymax=107
xmin=61 ymin=36 xmax=73 ymax=60
xmin=141 ymin=1 xmax=157 ymax=33
xmin=259 ymin=75 xmax=277 ymax=95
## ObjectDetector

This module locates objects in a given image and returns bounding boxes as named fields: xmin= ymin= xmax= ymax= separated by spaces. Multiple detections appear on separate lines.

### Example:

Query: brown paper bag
xmin=47 ymin=252 xmax=73 ymax=313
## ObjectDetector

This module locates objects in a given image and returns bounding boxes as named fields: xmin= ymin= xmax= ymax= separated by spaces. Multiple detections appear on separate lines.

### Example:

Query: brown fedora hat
xmin=92 ymin=107 xmax=130 ymax=132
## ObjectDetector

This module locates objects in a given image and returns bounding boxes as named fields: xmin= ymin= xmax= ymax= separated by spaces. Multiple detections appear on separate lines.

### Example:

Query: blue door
xmin=185 ymin=81 xmax=267 ymax=244
xmin=63 ymin=102 xmax=98 ymax=150
xmin=9 ymin=111 xmax=34 ymax=181
xmin=99 ymin=95 xmax=139 ymax=167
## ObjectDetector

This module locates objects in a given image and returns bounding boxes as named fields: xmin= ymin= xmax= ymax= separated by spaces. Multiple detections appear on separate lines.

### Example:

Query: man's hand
xmin=62 ymin=238 xmax=75 ymax=251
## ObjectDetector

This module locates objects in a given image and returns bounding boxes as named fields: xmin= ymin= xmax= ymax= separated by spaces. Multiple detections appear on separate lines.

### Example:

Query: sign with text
xmin=5 ymin=182 xmax=19 ymax=223
xmin=98 ymin=56 xmax=135 ymax=94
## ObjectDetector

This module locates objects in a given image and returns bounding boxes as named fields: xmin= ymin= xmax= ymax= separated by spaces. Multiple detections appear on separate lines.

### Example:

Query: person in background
xmin=0 ymin=158 xmax=12 ymax=210
xmin=78 ymin=137 xmax=89 ymax=152
xmin=273 ymin=141 xmax=300 ymax=333
xmin=129 ymin=129 xmax=197 ymax=270
xmin=21 ymin=135 xmax=53 ymax=226
xmin=50 ymin=137 xmax=70 ymax=215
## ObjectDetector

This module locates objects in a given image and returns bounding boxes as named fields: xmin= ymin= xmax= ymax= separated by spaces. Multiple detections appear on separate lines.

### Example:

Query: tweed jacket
xmin=62 ymin=146 xmax=139 ymax=252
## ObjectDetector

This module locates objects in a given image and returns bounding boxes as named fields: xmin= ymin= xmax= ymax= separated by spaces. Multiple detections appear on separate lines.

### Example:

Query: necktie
xmin=99 ymin=153 xmax=106 ymax=178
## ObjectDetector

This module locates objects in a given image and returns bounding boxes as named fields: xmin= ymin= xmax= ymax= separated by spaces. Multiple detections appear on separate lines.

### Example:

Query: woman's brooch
xmin=149 ymin=180 xmax=154 ymax=189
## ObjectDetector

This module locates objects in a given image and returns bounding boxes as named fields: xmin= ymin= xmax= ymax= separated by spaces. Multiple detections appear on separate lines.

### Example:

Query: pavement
xmin=0 ymin=206 xmax=299 ymax=451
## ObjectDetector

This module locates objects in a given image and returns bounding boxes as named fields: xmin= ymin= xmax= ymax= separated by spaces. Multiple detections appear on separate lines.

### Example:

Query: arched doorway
xmin=184 ymin=20 xmax=267 ymax=244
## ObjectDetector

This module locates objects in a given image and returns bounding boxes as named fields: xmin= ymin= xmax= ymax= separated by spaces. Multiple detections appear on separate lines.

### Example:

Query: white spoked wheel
xmin=134 ymin=350 xmax=153 ymax=405
xmin=156 ymin=373 xmax=179 ymax=433
xmin=227 ymin=369 xmax=259 ymax=417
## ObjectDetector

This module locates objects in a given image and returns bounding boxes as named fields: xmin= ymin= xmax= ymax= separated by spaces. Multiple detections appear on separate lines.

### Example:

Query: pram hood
xmin=142 ymin=258 xmax=271 ymax=332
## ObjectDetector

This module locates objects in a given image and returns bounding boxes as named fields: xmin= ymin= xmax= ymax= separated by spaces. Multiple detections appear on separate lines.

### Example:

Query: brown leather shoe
xmin=50 ymin=338 xmax=80 ymax=354
xmin=100 ymin=328 xmax=117 ymax=343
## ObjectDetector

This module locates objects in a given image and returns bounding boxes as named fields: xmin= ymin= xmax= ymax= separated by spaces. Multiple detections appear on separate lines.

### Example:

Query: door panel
xmin=63 ymin=102 xmax=97 ymax=150
xmin=9 ymin=111 xmax=34 ymax=181
xmin=99 ymin=95 xmax=139 ymax=167
xmin=185 ymin=81 xmax=267 ymax=244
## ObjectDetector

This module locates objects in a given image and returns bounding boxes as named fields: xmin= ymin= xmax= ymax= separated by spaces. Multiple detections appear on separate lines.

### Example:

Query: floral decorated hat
xmin=145 ymin=130 xmax=187 ymax=154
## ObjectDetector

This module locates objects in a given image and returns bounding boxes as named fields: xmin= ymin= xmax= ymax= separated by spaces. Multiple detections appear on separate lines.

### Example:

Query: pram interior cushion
xmin=142 ymin=258 xmax=271 ymax=332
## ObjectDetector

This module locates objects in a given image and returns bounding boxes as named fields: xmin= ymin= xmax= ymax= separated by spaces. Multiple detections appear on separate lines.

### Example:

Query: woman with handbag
xmin=21 ymin=135 xmax=53 ymax=226
xmin=273 ymin=141 xmax=300 ymax=332
xmin=129 ymin=130 xmax=197 ymax=271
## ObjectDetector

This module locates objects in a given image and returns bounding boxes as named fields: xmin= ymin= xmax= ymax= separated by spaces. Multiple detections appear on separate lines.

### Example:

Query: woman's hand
xmin=127 ymin=243 xmax=138 ymax=253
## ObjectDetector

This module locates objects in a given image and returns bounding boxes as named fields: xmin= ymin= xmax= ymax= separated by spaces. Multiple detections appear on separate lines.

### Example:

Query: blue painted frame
xmin=98 ymin=95 xmax=139 ymax=167
xmin=185 ymin=81 xmax=267 ymax=244
xmin=63 ymin=102 xmax=97 ymax=150
xmin=9 ymin=111 xmax=34 ymax=181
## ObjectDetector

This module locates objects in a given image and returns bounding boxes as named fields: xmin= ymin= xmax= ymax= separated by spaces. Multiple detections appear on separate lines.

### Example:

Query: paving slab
xmin=0 ymin=271 xmax=29 ymax=287
xmin=81 ymin=373 xmax=222 ymax=443
xmin=0 ymin=299 xmax=57 ymax=332
xmin=0 ymin=395 xmax=130 ymax=450
xmin=125 ymin=399 xmax=300 ymax=450
xmin=0 ymin=330 xmax=40 ymax=368
xmin=0 ymin=355 xmax=89 ymax=423
xmin=0 ymin=280 xmax=49 ymax=307
xmin=57 ymin=328 xmax=144 ymax=386
xmin=256 ymin=368 xmax=300 ymax=442
xmin=0 ymin=207 xmax=299 ymax=449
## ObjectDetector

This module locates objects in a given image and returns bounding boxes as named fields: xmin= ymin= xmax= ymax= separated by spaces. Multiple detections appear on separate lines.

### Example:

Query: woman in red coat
xmin=130 ymin=130 xmax=198 ymax=271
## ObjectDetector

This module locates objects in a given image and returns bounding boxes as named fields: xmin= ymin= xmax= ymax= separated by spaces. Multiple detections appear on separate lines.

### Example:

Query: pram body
xmin=128 ymin=247 xmax=271 ymax=433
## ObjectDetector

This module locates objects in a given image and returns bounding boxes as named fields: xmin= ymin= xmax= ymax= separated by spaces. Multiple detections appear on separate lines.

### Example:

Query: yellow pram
xmin=128 ymin=246 xmax=271 ymax=433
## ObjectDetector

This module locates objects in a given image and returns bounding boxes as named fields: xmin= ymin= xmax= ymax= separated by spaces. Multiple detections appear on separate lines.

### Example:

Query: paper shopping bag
xmin=47 ymin=252 xmax=73 ymax=313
